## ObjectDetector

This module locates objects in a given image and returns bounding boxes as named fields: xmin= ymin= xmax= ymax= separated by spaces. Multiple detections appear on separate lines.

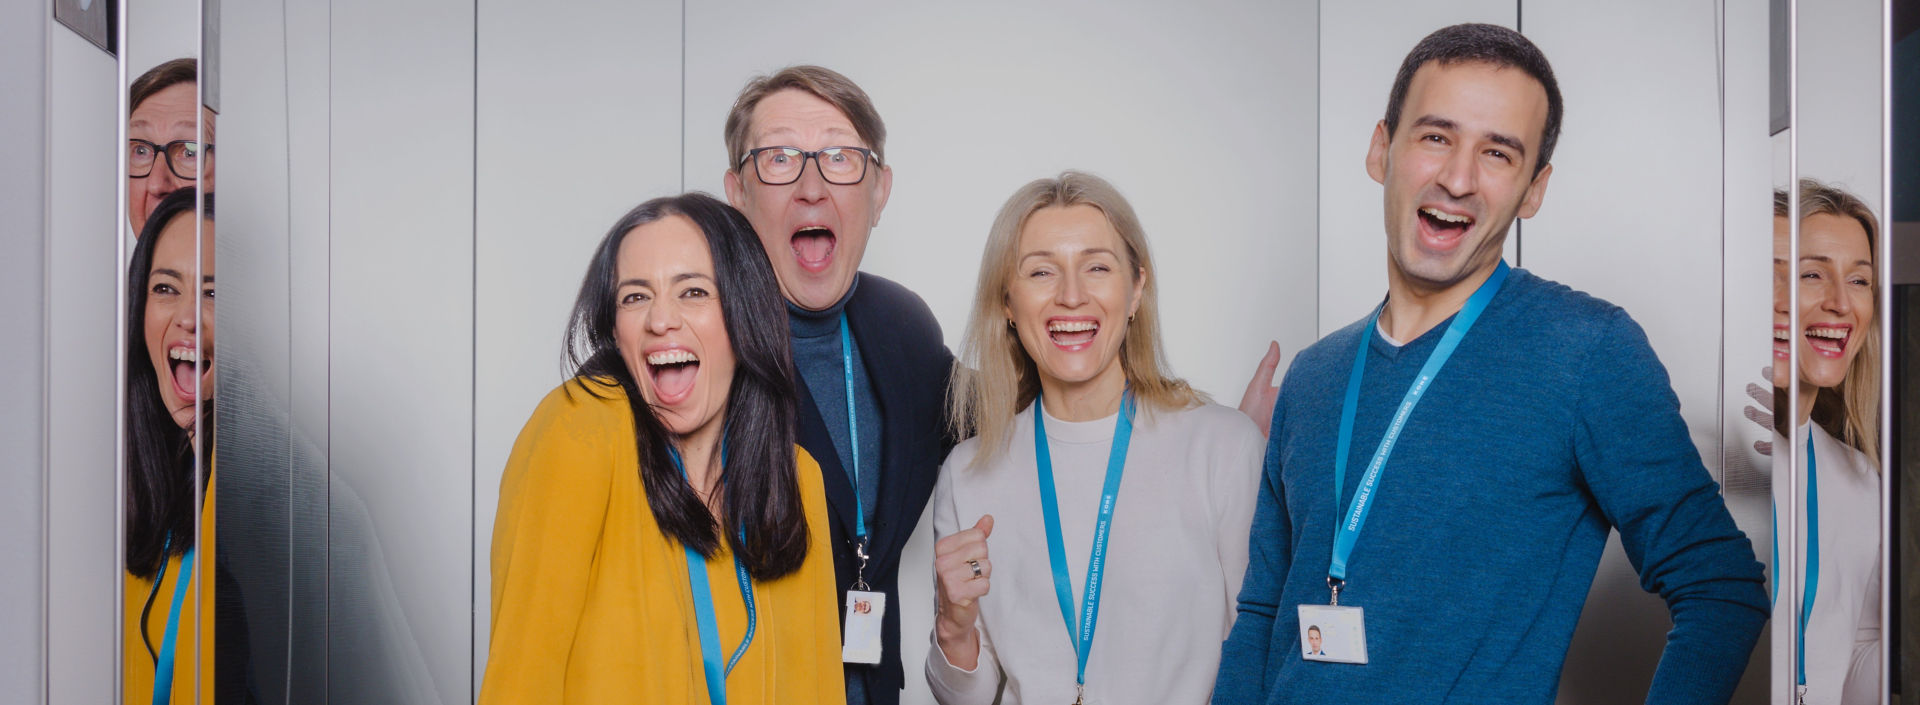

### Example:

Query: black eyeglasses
xmin=129 ymin=139 xmax=213 ymax=180
xmin=737 ymin=146 xmax=877 ymax=186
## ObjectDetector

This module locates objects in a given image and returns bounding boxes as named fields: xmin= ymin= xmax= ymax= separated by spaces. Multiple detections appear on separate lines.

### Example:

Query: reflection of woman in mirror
xmin=1770 ymin=179 xmax=1880 ymax=705
xmin=927 ymin=173 xmax=1263 ymax=704
xmin=481 ymin=193 xmax=841 ymax=704
xmin=124 ymin=189 xmax=215 ymax=705
xmin=128 ymin=58 xmax=215 ymax=237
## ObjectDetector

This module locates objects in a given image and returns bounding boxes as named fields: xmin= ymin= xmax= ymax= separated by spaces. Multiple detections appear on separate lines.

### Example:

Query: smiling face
xmin=614 ymin=214 xmax=737 ymax=440
xmin=1771 ymin=213 xmax=1875 ymax=392
xmin=143 ymin=213 xmax=216 ymax=429
xmin=1367 ymin=61 xmax=1552 ymax=296
xmin=724 ymin=89 xmax=892 ymax=310
xmin=1002 ymin=204 xmax=1145 ymax=399
xmin=129 ymin=82 xmax=216 ymax=236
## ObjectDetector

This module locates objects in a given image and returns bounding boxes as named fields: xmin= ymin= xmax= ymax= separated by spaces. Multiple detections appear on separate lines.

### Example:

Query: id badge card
xmin=1297 ymin=604 xmax=1368 ymax=664
xmin=842 ymin=590 xmax=885 ymax=664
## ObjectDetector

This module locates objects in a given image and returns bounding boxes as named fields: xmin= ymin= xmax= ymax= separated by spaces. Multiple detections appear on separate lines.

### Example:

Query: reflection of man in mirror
xmin=1215 ymin=23 xmax=1768 ymax=703
xmin=128 ymin=58 xmax=216 ymax=237
xmin=721 ymin=66 xmax=955 ymax=705
xmin=1305 ymin=625 xmax=1324 ymax=656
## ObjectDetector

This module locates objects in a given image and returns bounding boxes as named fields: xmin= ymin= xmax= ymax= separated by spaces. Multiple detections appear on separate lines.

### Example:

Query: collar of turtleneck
xmin=785 ymin=273 xmax=861 ymax=340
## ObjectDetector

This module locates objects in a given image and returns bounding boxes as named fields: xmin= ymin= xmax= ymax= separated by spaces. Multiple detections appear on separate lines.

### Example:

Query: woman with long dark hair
xmin=123 ymin=188 xmax=215 ymax=705
xmin=480 ymin=193 xmax=841 ymax=704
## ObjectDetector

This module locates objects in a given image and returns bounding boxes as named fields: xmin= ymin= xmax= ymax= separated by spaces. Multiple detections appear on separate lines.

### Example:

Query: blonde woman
xmin=1769 ymin=179 xmax=1882 ymax=705
xmin=926 ymin=172 xmax=1264 ymax=704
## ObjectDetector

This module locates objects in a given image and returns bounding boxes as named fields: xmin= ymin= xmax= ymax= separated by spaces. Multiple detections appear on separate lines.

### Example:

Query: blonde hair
xmin=1772 ymin=178 xmax=1881 ymax=462
xmin=947 ymin=172 xmax=1204 ymax=465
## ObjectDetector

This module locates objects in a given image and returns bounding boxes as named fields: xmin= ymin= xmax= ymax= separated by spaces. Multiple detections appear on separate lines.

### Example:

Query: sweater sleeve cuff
xmin=926 ymin=630 xmax=1000 ymax=703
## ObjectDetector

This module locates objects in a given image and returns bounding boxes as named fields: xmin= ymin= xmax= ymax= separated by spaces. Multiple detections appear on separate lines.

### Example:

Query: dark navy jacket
xmin=794 ymin=273 xmax=955 ymax=705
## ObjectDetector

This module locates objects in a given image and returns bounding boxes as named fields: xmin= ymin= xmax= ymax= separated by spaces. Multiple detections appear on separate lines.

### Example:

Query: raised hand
xmin=933 ymin=514 xmax=994 ymax=668
xmin=1745 ymin=365 xmax=1775 ymax=456
xmin=1238 ymin=341 xmax=1283 ymax=437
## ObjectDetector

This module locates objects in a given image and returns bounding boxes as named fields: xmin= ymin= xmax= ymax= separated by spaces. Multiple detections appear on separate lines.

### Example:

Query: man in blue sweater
xmin=722 ymin=66 xmax=956 ymax=705
xmin=1214 ymin=24 xmax=1768 ymax=704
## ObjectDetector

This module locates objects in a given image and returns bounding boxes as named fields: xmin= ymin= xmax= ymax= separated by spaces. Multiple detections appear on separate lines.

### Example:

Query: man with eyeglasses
xmin=128 ymin=58 xmax=215 ymax=237
xmin=722 ymin=65 xmax=953 ymax=705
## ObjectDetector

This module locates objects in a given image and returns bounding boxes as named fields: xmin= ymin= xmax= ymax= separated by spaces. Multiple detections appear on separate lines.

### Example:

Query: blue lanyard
xmin=1034 ymin=388 xmax=1136 ymax=692
xmin=670 ymin=445 xmax=756 ymax=705
xmin=1329 ymin=261 xmax=1509 ymax=593
xmin=1769 ymin=433 xmax=1820 ymax=688
xmin=839 ymin=314 xmax=867 ymax=544
xmin=152 ymin=538 xmax=196 ymax=705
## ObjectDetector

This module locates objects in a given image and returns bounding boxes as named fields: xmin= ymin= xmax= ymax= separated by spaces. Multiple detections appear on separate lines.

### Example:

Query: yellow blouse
xmin=123 ymin=475 xmax=215 ymax=705
xmin=481 ymin=380 xmax=844 ymax=705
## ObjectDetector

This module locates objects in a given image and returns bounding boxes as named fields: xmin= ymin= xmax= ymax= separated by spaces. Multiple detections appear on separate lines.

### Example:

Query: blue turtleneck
xmin=787 ymin=275 xmax=883 ymax=539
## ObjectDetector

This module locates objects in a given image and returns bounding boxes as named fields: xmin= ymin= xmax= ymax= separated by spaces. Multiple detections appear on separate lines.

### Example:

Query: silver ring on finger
xmin=966 ymin=558 xmax=983 ymax=580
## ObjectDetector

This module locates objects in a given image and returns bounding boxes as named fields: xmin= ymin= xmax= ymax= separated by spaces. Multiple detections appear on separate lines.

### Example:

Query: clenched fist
xmin=933 ymin=514 xmax=994 ymax=668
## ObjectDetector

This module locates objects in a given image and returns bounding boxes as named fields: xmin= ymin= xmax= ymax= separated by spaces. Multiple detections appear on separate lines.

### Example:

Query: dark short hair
xmin=563 ymin=192 xmax=809 ymax=580
xmin=1384 ymin=24 xmax=1562 ymax=177
xmin=131 ymin=58 xmax=198 ymax=114
xmin=125 ymin=189 xmax=213 ymax=578
xmin=725 ymin=65 xmax=887 ymax=169
xmin=1308 ymin=625 xmax=1322 ymax=635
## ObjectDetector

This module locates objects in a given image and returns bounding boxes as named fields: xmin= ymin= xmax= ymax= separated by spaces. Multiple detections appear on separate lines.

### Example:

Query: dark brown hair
xmin=1384 ymin=24 xmax=1562 ymax=177
xmin=130 ymin=58 xmax=198 ymax=113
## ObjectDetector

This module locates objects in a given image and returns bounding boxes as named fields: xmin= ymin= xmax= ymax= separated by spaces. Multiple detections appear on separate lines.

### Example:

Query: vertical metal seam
xmin=1878 ymin=0 xmax=1894 ymax=700
xmin=470 ymin=0 xmax=482 ymax=700
xmin=277 ymin=0 xmax=297 ymax=696
xmin=39 ymin=0 xmax=55 ymax=701
xmin=679 ymin=30 xmax=694 ymax=701
xmin=1715 ymin=0 xmax=1728 ymax=489
xmin=1313 ymin=0 xmax=1321 ymax=337
xmin=321 ymin=0 xmax=336 ymax=697
xmin=1785 ymin=0 xmax=1802 ymax=699
xmin=114 ymin=0 xmax=131 ymax=697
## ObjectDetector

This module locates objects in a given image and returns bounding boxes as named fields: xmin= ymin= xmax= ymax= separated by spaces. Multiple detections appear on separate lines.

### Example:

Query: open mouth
xmin=791 ymin=226 xmax=836 ymax=274
xmin=1803 ymin=324 xmax=1851 ymax=359
xmin=167 ymin=344 xmax=213 ymax=404
xmin=1046 ymin=318 xmax=1099 ymax=352
xmin=1417 ymin=206 xmax=1474 ymax=250
xmin=1772 ymin=324 xmax=1791 ymax=360
xmin=645 ymin=348 xmax=700 ymax=404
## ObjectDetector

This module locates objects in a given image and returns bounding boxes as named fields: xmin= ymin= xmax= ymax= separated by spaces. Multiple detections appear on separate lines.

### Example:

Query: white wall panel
xmin=1720 ymin=1 xmax=1782 ymax=702
xmin=1796 ymin=0 xmax=1884 ymax=214
xmin=684 ymin=3 xmax=1318 ymax=703
xmin=1316 ymin=1 xmax=1516 ymax=334
xmin=45 ymin=23 xmax=120 ymax=705
xmin=328 ymin=0 xmax=475 ymax=701
xmin=470 ymin=0 xmax=685 ymax=690
xmin=2 ymin=1 xmax=49 ymax=701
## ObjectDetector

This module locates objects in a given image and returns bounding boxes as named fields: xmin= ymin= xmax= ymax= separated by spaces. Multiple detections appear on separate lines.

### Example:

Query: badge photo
xmin=1298 ymin=604 xmax=1369 ymax=664
xmin=842 ymin=590 xmax=885 ymax=664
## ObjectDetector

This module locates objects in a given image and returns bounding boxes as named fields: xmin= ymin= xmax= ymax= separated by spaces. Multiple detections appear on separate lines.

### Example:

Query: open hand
xmin=1238 ymin=341 xmax=1282 ymax=437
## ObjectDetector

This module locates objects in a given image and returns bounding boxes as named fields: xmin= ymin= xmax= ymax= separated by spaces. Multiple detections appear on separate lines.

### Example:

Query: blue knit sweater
xmin=1213 ymin=268 xmax=1768 ymax=704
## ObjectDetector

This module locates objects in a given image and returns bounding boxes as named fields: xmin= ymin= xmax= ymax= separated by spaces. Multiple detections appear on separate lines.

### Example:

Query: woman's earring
xmin=1008 ymin=319 xmax=1016 ymax=330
